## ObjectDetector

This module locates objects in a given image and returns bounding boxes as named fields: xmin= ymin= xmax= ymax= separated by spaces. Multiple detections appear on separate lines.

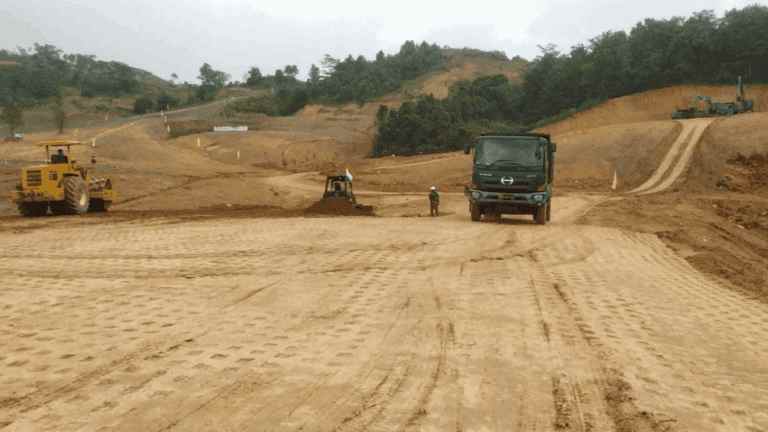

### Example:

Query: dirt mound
xmin=730 ymin=153 xmax=768 ymax=190
xmin=686 ymin=112 xmax=768 ymax=192
xmin=304 ymin=198 xmax=375 ymax=216
xmin=540 ymin=84 xmax=768 ymax=136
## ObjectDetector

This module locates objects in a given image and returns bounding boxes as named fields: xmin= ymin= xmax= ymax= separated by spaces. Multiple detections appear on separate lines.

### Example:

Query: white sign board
xmin=213 ymin=126 xmax=248 ymax=133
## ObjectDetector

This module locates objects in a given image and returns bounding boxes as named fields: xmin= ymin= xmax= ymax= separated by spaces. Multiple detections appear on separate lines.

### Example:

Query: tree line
xmin=0 ymin=44 xmax=188 ymax=134
xmin=230 ymin=41 xmax=445 ymax=117
xmin=375 ymin=5 xmax=768 ymax=156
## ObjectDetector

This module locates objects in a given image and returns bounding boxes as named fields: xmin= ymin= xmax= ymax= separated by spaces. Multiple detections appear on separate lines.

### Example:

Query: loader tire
xmin=17 ymin=202 xmax=48 ymax=217
xmin=59 ymin=176 xmax=89 ymax=215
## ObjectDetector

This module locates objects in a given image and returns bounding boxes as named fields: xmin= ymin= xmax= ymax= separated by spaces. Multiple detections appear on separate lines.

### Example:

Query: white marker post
xmin=611 ymin=170 xmax=618 ymax=190
xmin=236 ymin=150 xmax=241 ymax=161
xmin=197 ymin=137 xmax=201 ymax=148
xmin=92 ymin=139 xmax=96 ymax=148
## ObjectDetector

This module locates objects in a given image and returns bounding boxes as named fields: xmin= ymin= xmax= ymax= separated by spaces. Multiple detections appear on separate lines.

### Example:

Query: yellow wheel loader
xmin=10 ymin=140 xmax=115 ymax=217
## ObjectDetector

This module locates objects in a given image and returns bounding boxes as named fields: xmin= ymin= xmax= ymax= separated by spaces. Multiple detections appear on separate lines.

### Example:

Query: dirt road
xmin=1 ymin=191 xmax=766 ymax=431
xmin=631 ymin=118 xmax=715 ymax=195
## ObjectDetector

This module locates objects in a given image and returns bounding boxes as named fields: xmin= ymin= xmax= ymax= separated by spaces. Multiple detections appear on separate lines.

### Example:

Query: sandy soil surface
xmin=1 ymin=191 xmax=767 ymax=431
xmin=2 ymin=89 xmax=768 ymax=431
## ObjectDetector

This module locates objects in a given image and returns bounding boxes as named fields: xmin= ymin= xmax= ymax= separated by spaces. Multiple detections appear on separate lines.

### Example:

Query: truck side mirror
xmin=464 ymin=143 xmax=472 ymax=155
xmin=551 ymin=142 xmax=557 ymax=152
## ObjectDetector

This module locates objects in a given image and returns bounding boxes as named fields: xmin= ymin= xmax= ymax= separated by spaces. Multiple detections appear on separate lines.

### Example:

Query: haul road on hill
xmin=464 ymin=133 xmax=556 ymax=224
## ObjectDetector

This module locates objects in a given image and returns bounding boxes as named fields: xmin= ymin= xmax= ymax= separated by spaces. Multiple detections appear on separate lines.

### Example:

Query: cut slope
xmin=687 ymin=112 xmax=768 ymax=192
xmin=555 ymin=121 xmax=682 ymax=191
xmin=540 ymin=84 xmax=768 ymax=136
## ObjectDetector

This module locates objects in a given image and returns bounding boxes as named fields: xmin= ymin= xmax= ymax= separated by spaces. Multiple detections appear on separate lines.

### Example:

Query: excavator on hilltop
xmin=672 ymin=76 xmax=754 ymax=119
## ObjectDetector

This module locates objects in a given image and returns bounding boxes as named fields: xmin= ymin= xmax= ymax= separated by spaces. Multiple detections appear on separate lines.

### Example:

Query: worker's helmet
xmin=430 ymin=186 xmax=437 ymax=191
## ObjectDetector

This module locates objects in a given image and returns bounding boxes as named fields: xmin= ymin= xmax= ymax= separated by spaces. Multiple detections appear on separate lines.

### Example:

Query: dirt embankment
xmin=582 ymin=115 xmax=768 ymax=301
xmin=554 ymin=121 xmax=681 ymax=191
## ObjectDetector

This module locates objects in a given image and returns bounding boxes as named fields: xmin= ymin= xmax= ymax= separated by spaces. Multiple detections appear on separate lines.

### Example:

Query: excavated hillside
xmin=540 ymin=84 xmax=768 ymax=136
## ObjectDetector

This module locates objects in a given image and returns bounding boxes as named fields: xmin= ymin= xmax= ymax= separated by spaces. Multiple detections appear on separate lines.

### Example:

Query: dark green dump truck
xmin=464 ymin=133 xmax=556 ymax=224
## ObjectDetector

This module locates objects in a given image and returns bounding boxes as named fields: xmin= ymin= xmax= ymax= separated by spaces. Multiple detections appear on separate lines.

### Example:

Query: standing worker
xmin=429 ymin=186 xmax=440 ymax=217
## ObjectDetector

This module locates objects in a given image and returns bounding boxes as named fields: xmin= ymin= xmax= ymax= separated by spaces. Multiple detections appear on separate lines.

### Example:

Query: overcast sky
xmin=1 ymin=0 xmax=763 ymax=82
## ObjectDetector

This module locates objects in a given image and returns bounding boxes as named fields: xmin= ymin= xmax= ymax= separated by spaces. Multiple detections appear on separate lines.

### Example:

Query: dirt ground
xmin=2 ymin=89 xmax=768 ymax=431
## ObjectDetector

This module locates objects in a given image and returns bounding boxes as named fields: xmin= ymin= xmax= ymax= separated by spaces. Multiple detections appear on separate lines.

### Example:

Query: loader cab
xmin=51 ymin=148 xmax=69 ymax=164
xmin=43 ymin=142 xmax=78 ymax=166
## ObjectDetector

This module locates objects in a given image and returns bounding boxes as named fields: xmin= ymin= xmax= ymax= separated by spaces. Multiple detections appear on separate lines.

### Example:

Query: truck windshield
xmin=475 ymin=137 xmax=544 ymax=168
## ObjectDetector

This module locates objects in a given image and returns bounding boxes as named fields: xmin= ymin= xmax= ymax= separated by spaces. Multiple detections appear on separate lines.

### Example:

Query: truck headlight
xmin=533 ymin=194 xmax=544 ymax=201
xmin=472 ymin=191 xmax=481 ymax=199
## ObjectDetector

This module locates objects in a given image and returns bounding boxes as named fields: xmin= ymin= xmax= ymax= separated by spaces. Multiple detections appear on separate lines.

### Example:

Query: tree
xmin=320 ymin=55 xmax=339 ymax=77
xmin=0 ymin=102 xmax=23 ymax=136
xmin=157 ymin=93 xmax=178 ymax=111
xmin=308 ymin=64 xmax=320 ymax=86
xmin=197 ymin=63 xmax=229 ymax=101
xmin=284 ymin=65 xmax=299 ymax=78
xmin=64 ymin=53 xmax=96 ymax=95
xmin=273 ymin=69 xmax=286 ymax=87
xmin=50 ymin=93 xmax=66 ymax=134
xmin=246 ymin=67 xmax=263 ymax=86
xmin=198 ymin=63 xmax=229 ymax=88
xmin=133 ymin=96 xmax=154 ymax=114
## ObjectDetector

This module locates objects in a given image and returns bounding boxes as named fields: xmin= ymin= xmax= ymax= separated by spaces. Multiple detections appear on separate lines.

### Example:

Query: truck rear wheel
xmin=534 ymin=202 xmax=548 ymax=225
xmin=470 ymin=202 xmax=481 ymax=222
xmin=54 ymin=176 xmax=89 ymax=215
xmin=17 ymin=202 xmax=48 ymax=217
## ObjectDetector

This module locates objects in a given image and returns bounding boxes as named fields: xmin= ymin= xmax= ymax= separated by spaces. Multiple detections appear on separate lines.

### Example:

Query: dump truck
xmin=464 ymin=133 xmax=556 ymax=224
xmin=672 ymin=76 xmax=754 ymax=119
xmin=11 ymin=140 xmax=115 ymax=216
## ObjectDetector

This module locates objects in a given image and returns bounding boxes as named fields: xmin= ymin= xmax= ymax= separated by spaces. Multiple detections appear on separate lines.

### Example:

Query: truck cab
xmin=464 ymin=133 xmax=556 ymax=224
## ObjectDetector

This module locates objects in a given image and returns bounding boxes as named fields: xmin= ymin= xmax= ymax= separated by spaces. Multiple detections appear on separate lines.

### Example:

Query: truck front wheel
xmin=546 ymin=200 xmax=552 ymax=222
xmin=534 ymin=202 xmax=548 ymax=225
xmin=470 ymin=202 xmax=481 ymax=222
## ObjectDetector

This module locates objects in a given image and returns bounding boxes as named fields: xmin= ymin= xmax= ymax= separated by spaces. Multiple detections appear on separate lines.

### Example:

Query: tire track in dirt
xmin=630 ymin=118 xmax=715 ymax=195
xmin=629 ymin=121 xmax=693 ymax=194
xmin=91 ymin=237 xmax=430 ymax=431
xmin=3 ymin=207 xmax=768 ymax=430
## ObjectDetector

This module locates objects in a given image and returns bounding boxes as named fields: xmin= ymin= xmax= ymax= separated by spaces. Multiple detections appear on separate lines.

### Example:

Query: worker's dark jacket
xmin=429 ymin=191 xmax=440 ymax=204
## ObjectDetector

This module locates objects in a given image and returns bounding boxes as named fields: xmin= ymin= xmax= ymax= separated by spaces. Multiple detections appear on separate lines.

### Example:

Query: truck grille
xmin=482 ymin=183 xmax=532 ymax=193
xmin=26 ymin=170 xmax=42 ymax=187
